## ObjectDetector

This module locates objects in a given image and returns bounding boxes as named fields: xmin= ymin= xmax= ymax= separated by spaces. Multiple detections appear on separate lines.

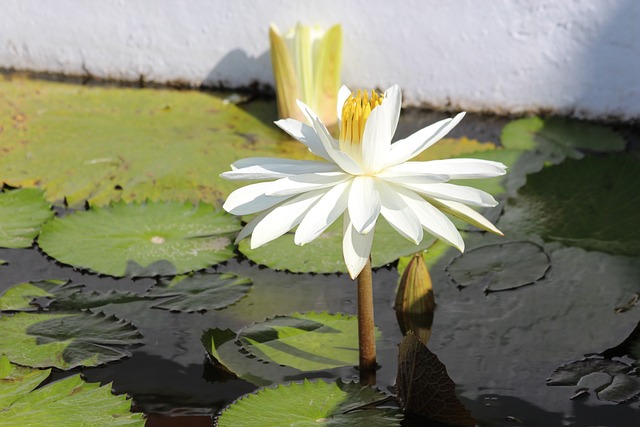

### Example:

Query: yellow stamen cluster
xmin=339 ymin=90 xmax=384 ymax=145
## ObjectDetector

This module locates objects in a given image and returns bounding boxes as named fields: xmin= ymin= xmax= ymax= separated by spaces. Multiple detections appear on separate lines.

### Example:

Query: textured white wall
xmin=2 ymin=0 xmax=638 ymax=119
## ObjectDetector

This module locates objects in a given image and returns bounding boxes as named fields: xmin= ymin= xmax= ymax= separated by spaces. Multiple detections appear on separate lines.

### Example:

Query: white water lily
xmin=221 ymin=85 xmax=506 ymax=279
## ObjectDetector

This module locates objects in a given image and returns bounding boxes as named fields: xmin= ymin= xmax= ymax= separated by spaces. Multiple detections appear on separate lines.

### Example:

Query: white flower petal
xmin=399 ymin=182 xmax=498 ymax=207
xmin=377 ymin=163 xmax=450 ymax=184
xmin=251 ymin=190 xmax=325 ymax=248
xmin=223 ymin=182 xmax=290 ymax=215
xmin=265 ymin=172 xmax=349 ymax=197
xmin=394 ymin=186 xmax=464 ymax=251
xmin=430 ymin=198 xmax=503 ymax=235
xmin=304 ymin=106 xmax=362 ymax=175
xmin=376 ymin=179 xmax=423 ymax=244
xmin=348 ymin=176 xmax=381 ymax=234
xmin=234 ymin=209 xmax=272 ymax=244
xmin=275 ymin=118 xmax=333 ymax=161
xmin=337 ymin=85 xmax=351 ymax=124
xmin=295 ymin=180 xmax=351 ymax=245
xmin=382 ymin=84 xmax=401 ymax=140
xmin=222 ymin=158 xmax=341 ymax=180
xmin=343 ymin=212 xmax=375 ymax=279
xmin=361 ymin=105 xmax=390 ymax=173
xmin=387 ymin=112 xmax=466 ymax=166
xmin=409 ymin=158 xmax=507 ymax=179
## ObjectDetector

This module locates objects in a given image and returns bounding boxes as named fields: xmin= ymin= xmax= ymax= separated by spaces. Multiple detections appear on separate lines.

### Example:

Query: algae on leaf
xmin=0 ymin=355 xmax=144 ymax=426
xmin=38 ymin=201 xmax=240 ymax=277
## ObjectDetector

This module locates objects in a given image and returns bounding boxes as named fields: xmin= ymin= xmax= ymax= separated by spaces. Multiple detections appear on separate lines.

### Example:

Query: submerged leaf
xmin=0 ymin=188 xmax=53 ymax=248
xmin=0 ymin=311 xmax=143 ymax=370
xmin=150 ymin=272 xmax=252 ymax=312
xmin=238 ymin=312 xmax=380 ymax=372
xmin=0 ymin=279 xmax=68 ymax=311
xmin=498 ymin=154 xmax=640 ymax=256
xmin=0 ymin=355 xmax=144 ymax=426
xmin=38 ymin=201 xmax=240 ymax=277
xmin=446 ymin=241 xmax=550 ymax=292
xmin=216 ymin=379 xmax=401 ymax=427
xmin=396 ymin=332 xmax=476 ymax=427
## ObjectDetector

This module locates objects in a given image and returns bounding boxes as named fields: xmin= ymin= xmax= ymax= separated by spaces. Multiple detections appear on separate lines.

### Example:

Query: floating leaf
xmin=0 ymin=279 xmax=68 ymax=311
xmin=0 ymin=188 xmax=53 ymax=248
xmin=396 ymin=332 xmax=476 ymax=427
xmin=38 ymin=201 xmax=240 ymax=277
xmin=216 ymin=379 xmax=401 ymax=427
xmin=0 ymin=355 xmax=144 ymax=426
xmin=498 ymin=155 xmax=640 ymax=256
xmin=547 ymin=358 xmax=640 ymax=403
xmin=238 ymin=312 xmax=380 ymax=372
xmin=202 ymin=328 xmax=300 ymax=387
xmin=501 ymin=116 xmax=625 ymax=158
xmin=0 ymin=74 xmax=291 ymax=207
xmin=239 ymin=218 xmax=437 ymax=273
xmin=0 ymin=311 xmax=143 ymax=369
xmin=150 ymin=272 xmax=252 ymax=312
xmin=446 ymin=241 xmax=550 ymax=292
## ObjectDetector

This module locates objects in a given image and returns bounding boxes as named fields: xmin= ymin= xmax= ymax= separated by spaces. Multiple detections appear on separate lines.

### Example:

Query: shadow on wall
xmin=203 ymin=49 xmax=273 ymax=92
xmin=555 ymin=0 xmax=639 ymax=119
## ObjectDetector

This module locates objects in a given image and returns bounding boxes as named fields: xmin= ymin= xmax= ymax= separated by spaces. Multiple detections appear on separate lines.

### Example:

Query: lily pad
xmin=446 ymin=241 xmax=550 ymax=292
xmin=0 ymin=188 xmax=53 ymax=248
xmin=547 ymin=358 xmax=640 ymax=403
xmin=150 ymin=272 xmax=252 ymax=312
xmin=396 ymin=332 xmax=476 ymax=427
xmin=238 ymin=312 xmax=380 ymax=372
xmin=0 ymin=355 xmax=144 ymax=426
xmin=0 ymin=311 xmax=143 ymax=369
xmin=498 ymin=154 xmax=640 ymax=256
xmin=216 ymin=379 xmax=402 ymax=427
xmin=0 ymin=74 xmax=291 ymax=207
xmin=202 ymin=328 xmax=301 ymax=387
xmin=38 ymin=201 xmax=240 ymax=277
xmin=239 ymin=218 xmax=437 ymax=274
xmin=501 ymin=116 xmax=625 ymax=158
xmin=0 ymin=279 xmax=69 ymax=311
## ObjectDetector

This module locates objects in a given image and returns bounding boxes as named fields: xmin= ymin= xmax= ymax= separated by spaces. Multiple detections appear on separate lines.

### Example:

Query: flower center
xmin=339 ymin=90 xmax=384 ymax=148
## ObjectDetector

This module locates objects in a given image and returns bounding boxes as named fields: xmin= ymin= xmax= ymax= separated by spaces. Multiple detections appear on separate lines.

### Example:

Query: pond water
xmin=0 ymin=75 xmax=639 ymax=426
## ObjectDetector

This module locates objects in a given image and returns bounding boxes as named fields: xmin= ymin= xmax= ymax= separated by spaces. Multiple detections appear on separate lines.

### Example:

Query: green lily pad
xmin=38 ymin=201 xmax=240 ymax=277
xmin=0 ymin=355 xmax=144 ymax=426
xmin=0 ymin=188 xmax=53 ymax=248
xmin=237 ymin=312 xmax=379 ymax=372
xmin=150 ymin=272 xmax=252 ymax=312
xmin=216 ymin=379 xmax=402 ymax=427
xmin=0 ymin=279 xmax=68 ymax=311
xmin=501 ymin=116 xmax=626 ymax=157
xmin=0 ymin=74 xmax=292 ymax=208
xmin=239 ymin=218 xmax=437 ymax=274
xmin=0 ymin=311 xmax=143 ymax=370
xmin=446 ymin=241 xmax=550 ymax=292
xmin=202 ymin=328 xmax=302 ymax=387
xmin=498 ymin=154 xmax=640 ymax=256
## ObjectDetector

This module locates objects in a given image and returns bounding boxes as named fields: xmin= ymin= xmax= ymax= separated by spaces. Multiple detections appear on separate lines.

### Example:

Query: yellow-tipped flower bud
xmin=395 ymin=252 xmax=436 ymax=345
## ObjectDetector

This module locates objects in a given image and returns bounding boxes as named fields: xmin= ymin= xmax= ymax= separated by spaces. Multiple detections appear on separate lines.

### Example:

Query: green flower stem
xmin=357 ymin=258 xmax=376 ymax=385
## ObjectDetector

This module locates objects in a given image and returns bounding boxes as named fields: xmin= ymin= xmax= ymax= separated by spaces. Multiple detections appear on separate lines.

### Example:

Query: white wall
xmin=2 ymin=0 xmax=638 ymax=119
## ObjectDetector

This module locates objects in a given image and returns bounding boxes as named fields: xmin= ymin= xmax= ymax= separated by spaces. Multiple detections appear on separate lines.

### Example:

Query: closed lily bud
xmin=395 ymin=252 xmax=436 ymax=345
xmin=269 ymin=22 xmax=342 ymax=127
